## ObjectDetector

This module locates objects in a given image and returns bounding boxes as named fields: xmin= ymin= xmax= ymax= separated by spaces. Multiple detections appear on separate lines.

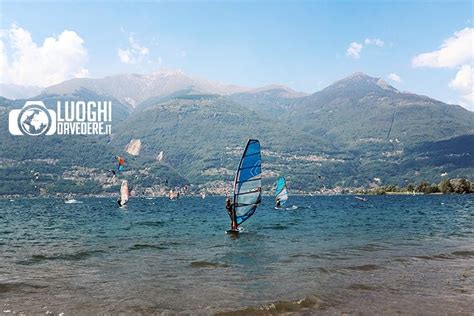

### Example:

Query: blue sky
xmin=0 ymin=1 xmax=472 ymax=108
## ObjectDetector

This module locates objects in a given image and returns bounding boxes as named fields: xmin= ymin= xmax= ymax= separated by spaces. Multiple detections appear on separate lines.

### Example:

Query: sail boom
xmin=235 ymin=188 xmax=262 ymax=196
xmin=235 ymin=177 xmax=262 ymax=184
xmin=238 ymin=164 xmax=262 ymax=171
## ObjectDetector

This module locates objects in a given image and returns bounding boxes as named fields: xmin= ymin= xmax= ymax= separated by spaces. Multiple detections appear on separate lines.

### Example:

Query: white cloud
xmin=118 ymin=34 xmax=149 ymax=64
xmin=346 ymin=42 xmax=363 ymax=59
xmin=365 ymin=38 xmax=384 ymax=47
xmin=346 ymin=37 xmax=385 ymax=59
xmin=412 ymin=27 xmax=473 ymax=110
xmin=0 ymin=24 xmax=88 ymax=87
xmin=449 ymin=65 xmax=473 ymax=109
xmin=388 ymin=73 xmax=402 ymax=83
xmin=449 ymin=65 xmax=472 ymax=92
xmin=412 ymin=27 xmax=473 ymax=68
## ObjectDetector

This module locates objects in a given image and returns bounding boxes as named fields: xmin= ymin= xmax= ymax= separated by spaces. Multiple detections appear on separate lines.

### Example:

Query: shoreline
xmin=1 ymin=191 xmax=472 ymax=200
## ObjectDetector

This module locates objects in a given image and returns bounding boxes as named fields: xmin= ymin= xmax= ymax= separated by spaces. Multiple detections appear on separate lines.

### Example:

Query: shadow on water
xmin=16 ymin=249 xmax=106 ymax=265
xmin=0 ymin=282 xmax=48 ymax=294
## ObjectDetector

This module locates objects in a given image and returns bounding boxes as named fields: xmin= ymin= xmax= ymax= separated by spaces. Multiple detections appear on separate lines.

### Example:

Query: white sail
xmin=120 ymin=180 xmax=129 ymax=205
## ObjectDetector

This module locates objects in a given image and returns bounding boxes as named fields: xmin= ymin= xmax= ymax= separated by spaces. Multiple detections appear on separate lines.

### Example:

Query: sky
xmin=0 ymin=0 xmax=472 ymax=110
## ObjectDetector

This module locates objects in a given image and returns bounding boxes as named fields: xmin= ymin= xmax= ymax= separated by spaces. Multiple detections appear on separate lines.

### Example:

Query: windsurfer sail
xmin=227 ymin=139 xmax=262 ymax=232
xmin=275 ymin=176 xmax=288 ymax=208
xmin=117 ymin=180 xmax=129 ymax=207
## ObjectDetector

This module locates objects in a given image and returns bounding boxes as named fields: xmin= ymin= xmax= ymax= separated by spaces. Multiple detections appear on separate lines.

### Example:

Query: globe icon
xmin=19 ymin=106 xmax=51 ymax=136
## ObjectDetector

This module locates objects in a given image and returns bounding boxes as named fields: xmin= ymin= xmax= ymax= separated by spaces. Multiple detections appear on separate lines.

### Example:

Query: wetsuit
xmin=226 ymin=198 xmax=237 ymax=230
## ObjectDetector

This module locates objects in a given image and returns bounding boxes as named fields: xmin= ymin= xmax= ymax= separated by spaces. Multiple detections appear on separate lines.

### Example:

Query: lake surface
xmin=1 ymin=195 xmax=473 ymax=314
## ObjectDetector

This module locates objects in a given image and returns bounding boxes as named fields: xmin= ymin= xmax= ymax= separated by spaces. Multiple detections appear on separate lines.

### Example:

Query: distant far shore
xmin=1 ymin=191 xmax=472 ymax=200
xmin=1 ymin=177 xmax=472 ymax=199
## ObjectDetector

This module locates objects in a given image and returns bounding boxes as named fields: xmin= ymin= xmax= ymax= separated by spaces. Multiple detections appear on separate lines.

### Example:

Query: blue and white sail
xmin=275 ymin=176 xmax=288 ymax=206
xmin=233 ymin=139 xmax=262 ymax=226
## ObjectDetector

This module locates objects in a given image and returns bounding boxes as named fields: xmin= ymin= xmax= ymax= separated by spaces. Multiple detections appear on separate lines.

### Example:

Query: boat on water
xmin=64 ymin=199 xmax=82 ymax=204
xmin=354 ymin=196 xmax=368 ymax=202
xmin=201 ymin=192 xmax=206 ymax=199
xmin=64 ymin=194 xmax=82 ymax=204
xmin=226 ymin=139 xmax=262 ymax=234
xmin=275 ymin=176 xmax=289 ymax=208
xmin=117 ymin=180 xmax=129 ymax=208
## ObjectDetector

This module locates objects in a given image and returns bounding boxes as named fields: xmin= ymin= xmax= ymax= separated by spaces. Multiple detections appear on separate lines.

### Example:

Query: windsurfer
xmin=226 ymin=197 xmax=237 ymax=230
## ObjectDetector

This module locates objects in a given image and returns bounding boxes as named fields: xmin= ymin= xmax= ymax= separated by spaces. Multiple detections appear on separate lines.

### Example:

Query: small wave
xmin=0 ymin=282 xmax=47 ymax=294
xmin=392 ymin=258 xmax=410 ymax=263
xmin=347 ymin=283 xmax=377 ymax=291
xmin=134 ymin=220 xmax=164 ymax=227
xmin=451 ymin=250 xmax=474 ymax=258
xmin=317 ymin=267 xmax=331 ymax=274
xmin=216 ymin=296 xmax=326 ymax=315
xmin=290 ymin=253 xmax=322 ymax=259
xmin=415 ymin=250 xmax=474 ymax=261
xmin=17 ymin=249 xmax=105 ymax=265
xmin=346 ymin=264 xmax=381 ymax=271
xmin=262 ymin=224 xmax=288 ymax=230
xmin=415 ymin=254 xmax=451 ymax=260
xmin=129 ymin=244 xmax=168 ymax=250
xmin=352 ymin=243 xmax=387 ymax=252
xmin=190 ymin=261 xmax=229 ymax=268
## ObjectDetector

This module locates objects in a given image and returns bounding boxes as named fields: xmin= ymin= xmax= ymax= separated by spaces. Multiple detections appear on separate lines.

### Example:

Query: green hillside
xmin=0 ymin=73 xmax=473 ymax=196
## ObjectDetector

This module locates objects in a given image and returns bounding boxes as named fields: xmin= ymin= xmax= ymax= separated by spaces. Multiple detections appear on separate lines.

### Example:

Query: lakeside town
xmin=1 ymin=160 xmax=472 ymax=199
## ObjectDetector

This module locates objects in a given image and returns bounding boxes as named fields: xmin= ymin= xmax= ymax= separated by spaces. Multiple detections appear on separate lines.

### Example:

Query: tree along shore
xmin=354 ymin=178 xmax=473 ymax=195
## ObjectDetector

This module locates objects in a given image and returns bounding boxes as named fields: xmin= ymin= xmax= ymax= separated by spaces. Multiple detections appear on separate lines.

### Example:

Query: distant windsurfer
xmin=117 ymin=180 xmax=129 ymax=208
xmin=226 ymin=197 xmax=237 ymax=231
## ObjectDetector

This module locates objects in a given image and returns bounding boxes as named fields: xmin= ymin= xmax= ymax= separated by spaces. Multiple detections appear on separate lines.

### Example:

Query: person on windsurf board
xmin=117 ymin=180 xmax=129 ymax=208
xmin=226 ymin=197 xmax=238 ymax=231
xmin=274 ymin=176 xmax=288 ymax=209
xmin=225 ymin=139 xmax=262 ymax=234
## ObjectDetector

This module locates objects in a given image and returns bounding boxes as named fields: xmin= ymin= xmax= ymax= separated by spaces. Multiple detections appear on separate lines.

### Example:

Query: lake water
xmin=1 ymin=195 xmax=473 ymax=314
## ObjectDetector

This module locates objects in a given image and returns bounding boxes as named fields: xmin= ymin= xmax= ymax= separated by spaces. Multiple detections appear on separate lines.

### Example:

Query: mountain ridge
xmin=0 ymin=71 xmax=473 ymax=195
xmin=43 ymin=70 xmax=251 ymax=107
xmin=2 ymin=71 xmax=471 ymax=113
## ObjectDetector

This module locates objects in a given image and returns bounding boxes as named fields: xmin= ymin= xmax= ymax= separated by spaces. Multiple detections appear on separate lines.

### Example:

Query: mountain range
xmin=0 ymin=71 xmax=473 ymax=196
xmin=44 ymin=70 xmax=250 ymax=108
